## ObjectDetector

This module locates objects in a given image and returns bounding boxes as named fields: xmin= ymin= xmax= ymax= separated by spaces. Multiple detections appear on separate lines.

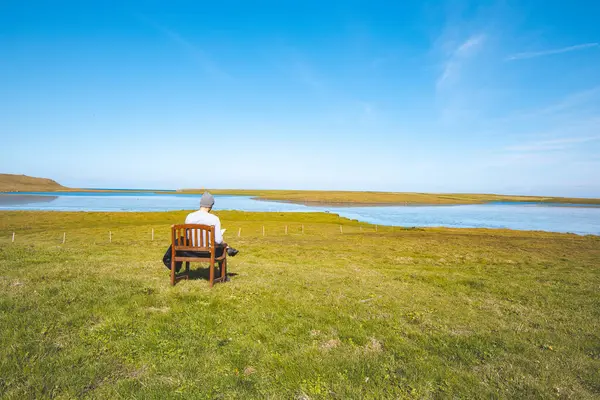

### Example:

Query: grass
xmin=1 ymin=210 xmax=599 ymax=398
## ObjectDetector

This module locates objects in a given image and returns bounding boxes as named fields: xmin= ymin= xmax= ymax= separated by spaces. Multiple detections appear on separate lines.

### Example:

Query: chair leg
xmin=221 ymin=258 xmax=227 ymax=281
xmin=209 ymin=260 xmax=215 ymax=288
xmin=185 ymin=262 xmax=190 ymax=275
xmin=217 ymin=260 xmax=222 ymax=280
xmin=170 ymin=258 xmax=176 ymax=286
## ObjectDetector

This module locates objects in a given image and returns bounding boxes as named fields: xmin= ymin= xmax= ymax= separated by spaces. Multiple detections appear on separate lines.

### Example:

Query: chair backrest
xmin=171 ymin=224 xmax=216 ymax=254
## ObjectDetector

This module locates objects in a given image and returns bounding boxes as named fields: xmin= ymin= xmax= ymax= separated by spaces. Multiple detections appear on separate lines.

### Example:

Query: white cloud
xmin=437 ymin=34 xmax=486 ymax=88
xmin=485 ymin=151 xmax=561 ymax=168
xmin=506 ymin=42 xmax=599 ymax=61
xmin=495 ymin=87 xmax=600 ymax=124
xmin=360 ymin=101 xmax=374 ymax=116
xmin=293 ymin=59 xmax=323 ymax=92
xmin=506 ymin=135 xmax=600 ymax=152
xmin=538 ymin=86 xmax=600 ymax=115
xmin=456 ymin=34 xmax=486 ymax=55
xmin=137 ymin=15 xmax=230 ymax=80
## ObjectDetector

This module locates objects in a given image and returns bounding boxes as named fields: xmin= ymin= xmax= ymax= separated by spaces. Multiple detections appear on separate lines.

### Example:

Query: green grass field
xmin=1 ymin=211 xmax=599 ymax=398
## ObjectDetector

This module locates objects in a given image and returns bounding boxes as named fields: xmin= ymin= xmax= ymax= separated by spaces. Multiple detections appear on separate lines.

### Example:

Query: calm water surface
xmin=1 ymin=192 xmax=599 ymax=235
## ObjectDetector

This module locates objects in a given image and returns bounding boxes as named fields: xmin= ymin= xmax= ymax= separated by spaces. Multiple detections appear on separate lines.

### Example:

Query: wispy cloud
xmin=292 ymin=59 xmax=324 ymax=92
xmin=437 ymin=34 xmax=486 ymax=89
xmin=506 ymin=42 xmax=599 ymax=61
xmin=137 ymin=15 xmax=230 ymax=80
xmin=493 ymin=119 xmax=600 ymax=170
xmin=486 ymin=151 xmax=562 ymax=168
xmin=538 ymin=86 xmax=600 ymax=115
xmin=371 ymin=57 xmax=387 ymax=69
xmin=276 ymin=44 xmax=327 ymax=94
xmin=360 ymin=101 xmax=374 ymax=116
xmin=456 ymin=35 xmax=486 ymax=54
xmin=506 ymin=135 xmax=600 ymax=152
xmin=357 ymin=101 xmax=378 ymax=124
xmin=495 ymin=86 xmax=600 ymax=124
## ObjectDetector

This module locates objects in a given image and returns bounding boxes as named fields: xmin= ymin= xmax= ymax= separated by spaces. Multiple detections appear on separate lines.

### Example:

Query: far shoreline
xmin=2 ymin=189 xmax=600 ymax=208
xmin=3 ymin=174 xmax=600 ymax=206
xmin=253 ymin=197 xmax=600 ymax=208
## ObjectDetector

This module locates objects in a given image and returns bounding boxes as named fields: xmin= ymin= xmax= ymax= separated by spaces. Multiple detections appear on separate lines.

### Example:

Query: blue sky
xmin=1 ymin=1 xmax=599 ymax=196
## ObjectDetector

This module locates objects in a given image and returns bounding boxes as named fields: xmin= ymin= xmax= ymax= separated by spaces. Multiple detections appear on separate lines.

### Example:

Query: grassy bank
xmin=1 ymin=211 xmax=599 ymax=398
xmin=0 ymin=174 xmax=65 ymax=192
xmin=180 ymin=189 xmax=600 ymax=206
xmin=3 ymin=173 xmax=600 ymax=205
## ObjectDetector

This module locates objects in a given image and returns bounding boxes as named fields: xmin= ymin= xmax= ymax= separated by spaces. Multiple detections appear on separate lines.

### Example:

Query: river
xmin=0 ymin=192 xmax=599 ymax=235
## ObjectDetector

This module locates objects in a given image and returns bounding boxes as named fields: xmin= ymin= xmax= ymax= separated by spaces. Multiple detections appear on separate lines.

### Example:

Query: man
xmin=163 ymin=191 xmax=238 ymax=272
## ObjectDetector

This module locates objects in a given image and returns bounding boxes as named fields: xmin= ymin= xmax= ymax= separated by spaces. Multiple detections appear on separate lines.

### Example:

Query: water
xmin=1 ymin=192 xmax=599 ymax=235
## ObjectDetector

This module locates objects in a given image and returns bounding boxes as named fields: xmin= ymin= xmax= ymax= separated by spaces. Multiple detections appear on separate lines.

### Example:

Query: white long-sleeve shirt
xmin=185 ymin=210 xmax=224 ymax=244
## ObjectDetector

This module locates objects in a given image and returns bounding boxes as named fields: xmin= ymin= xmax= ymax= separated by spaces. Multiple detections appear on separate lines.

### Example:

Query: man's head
xmin=199 ymin=191 xmax=215 ymax=212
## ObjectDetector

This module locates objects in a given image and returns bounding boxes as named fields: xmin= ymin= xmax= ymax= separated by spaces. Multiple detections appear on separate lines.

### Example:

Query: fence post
xmin=285 ymin=225 xmax=288 ymax=235
xmin=109 ymin=231 xmax=112 ymax=243
xmin=152 ymin=228 xmax=154 ymax=241
xmin=12 ymin=232 xmax=15 ymax=243
xmin=238 ymin=227 xmax=241 ymax=237
xmin=302 ymin=224 xmax=304 ymax=234
xmin=63 ymin=232 xmax=66 ymax=244
xmin=262 ymin=226 xmax=265 ymax=236
xmin=340 ymin=225 xmax=343 ymax=234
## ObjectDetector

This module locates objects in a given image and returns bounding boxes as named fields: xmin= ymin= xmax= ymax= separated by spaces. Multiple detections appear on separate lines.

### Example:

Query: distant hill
xmin=0 ymin=174 xmax=66 ymax=192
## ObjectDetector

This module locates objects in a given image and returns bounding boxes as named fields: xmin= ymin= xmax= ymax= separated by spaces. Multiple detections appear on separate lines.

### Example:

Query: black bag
xmin=162 ymin=244 xmax=181 ymax=271
xmin=162 ymin=237 xmax=225 ymax=271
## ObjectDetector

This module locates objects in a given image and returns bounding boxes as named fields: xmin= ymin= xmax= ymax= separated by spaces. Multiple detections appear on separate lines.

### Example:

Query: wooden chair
xmin=170 ymin=224 xmax=228 ymax=287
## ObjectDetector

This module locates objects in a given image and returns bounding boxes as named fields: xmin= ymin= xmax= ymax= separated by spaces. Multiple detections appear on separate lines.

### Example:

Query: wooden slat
xmin=173 ymin=254 xmax=226 ymax=262
xmin=174 ymin=246 xmax=212 ymax=252
xmin=171 ymin=224 xmax=219 ymax=251
xmin=175 ymin=256 xmax=213 ymax=262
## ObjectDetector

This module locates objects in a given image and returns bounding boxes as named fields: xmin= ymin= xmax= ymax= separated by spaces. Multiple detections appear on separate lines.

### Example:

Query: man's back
xmin=185 ymin=210 xmax=224 ymax=244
